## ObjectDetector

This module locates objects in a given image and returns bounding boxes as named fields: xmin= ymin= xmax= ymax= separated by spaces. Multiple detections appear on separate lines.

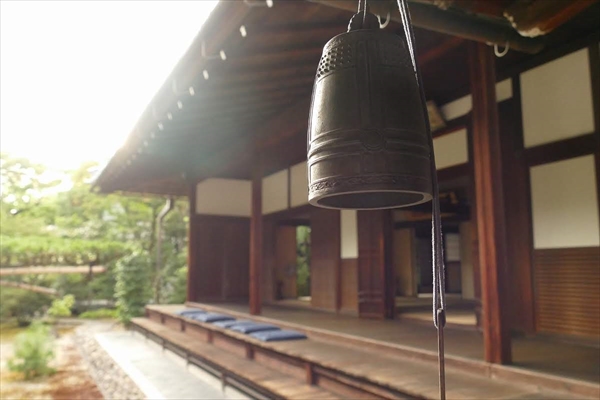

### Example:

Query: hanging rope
xmin=358 ymin=0 xmax=368 ymax=28
xmin=396 ymin=0 xmax=447 ymax=399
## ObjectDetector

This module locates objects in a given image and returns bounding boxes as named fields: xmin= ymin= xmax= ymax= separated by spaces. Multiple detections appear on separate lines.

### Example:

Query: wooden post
xmin=500 ymin=77 xmax=535 ymax=335
xmin=468 ymin=42 xmax=512 ymax=364
xmin=357 ymin=210 xmax=394 ymax=319
xmin=187 ymin=184 xmax=198 ymax=302
xmin=588 ymin=44 xmax=600 ymax=234
xmin=249 ymin=163 xmax=263 ymax=315
xmin=467 ymin=122 xmax=484 ymax=330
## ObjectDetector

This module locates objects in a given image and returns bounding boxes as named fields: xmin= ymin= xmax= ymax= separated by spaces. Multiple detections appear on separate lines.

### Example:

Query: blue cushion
xmin=191 ymin=313 xmax=235 ymax=323
xmin=250 ymin=329 xmax=307 ymax=342
xmin=213 ymin=320 xmax=253 ymax=329
xmin=177 ymin=309 xmax=206 ymax=317
xmin=230 ymin=323 xmax=281 ymax=334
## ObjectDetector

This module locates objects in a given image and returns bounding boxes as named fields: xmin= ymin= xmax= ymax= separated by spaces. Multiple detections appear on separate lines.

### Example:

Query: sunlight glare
xmin=0 ymin=1 xmax=218 ymax=171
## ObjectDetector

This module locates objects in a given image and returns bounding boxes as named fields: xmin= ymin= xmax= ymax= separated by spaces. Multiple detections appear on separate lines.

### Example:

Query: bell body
xmin=307 ymin=26 xmax=433 ymax=210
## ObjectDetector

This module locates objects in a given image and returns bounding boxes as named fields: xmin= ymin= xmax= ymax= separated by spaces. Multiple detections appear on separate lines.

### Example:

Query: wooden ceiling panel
xmin=98 ymin=0 xmax=599 ymax=196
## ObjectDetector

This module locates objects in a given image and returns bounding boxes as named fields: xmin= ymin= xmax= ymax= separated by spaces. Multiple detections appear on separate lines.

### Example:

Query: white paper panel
xmin=530 ymin=155 xmax=599 ymax=249
xmin=459 ymin=222 xmax=475 ymax=300
xmin=521 ymin=49 xmax=594 ymax=148
xmin=290 ymin=161 xmax=309 ymax=208
xmin=440 ymin=79 xmax=512 ymax=121
xmin=496 ymin=78 xmax=513 ymax=102
xmin=433 ymin=128 xmax=468 ymax=170
xmin=340 ymin=210 xmax=358 ymax=259
xmin=262 ymin=169 xmax=288 ymax=215
xmin=196 ymin=178 xmax=251 ymax=217
xmin=445 ymin=233 xmax=461 ymax=262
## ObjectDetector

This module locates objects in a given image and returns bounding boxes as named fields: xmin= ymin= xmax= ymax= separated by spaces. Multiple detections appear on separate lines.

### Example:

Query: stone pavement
xmin=95 ymin=330 xmax=249 ymax=400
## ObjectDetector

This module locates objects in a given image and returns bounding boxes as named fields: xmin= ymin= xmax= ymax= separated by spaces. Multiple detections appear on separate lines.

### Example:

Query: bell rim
xmin=309 ymin=189 xmax=433 ymax=211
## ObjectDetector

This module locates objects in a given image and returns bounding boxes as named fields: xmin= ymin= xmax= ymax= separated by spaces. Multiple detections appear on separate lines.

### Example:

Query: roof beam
xmin=309 ymin=0 xmax=544 ymax=53
xmin=417 ymin=36 xmax=464 ymax=65
xmin=504 ymin=0 xmax=599 ymax=37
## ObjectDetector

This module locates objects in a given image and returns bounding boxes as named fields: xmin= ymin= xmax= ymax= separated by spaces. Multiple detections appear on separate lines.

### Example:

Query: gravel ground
xmin=73 ymin=321 xmax=145 ymax=400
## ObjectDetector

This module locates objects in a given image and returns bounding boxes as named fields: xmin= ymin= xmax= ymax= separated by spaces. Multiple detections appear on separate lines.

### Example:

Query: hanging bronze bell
xmin=307 ymin=11 xmax=432 ymax=210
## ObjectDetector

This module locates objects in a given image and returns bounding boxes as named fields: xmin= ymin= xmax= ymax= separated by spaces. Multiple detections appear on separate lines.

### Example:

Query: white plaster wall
xmin=340 ymin=210 xmax=358 ymax=259
xmin=495 ymin=78 xmax=513 ymax=103
xmin=441 ymin=95 xmax=471 ymax=122
xmin=433 ymin=128 xmax=469 ymax=169
xmin=290 ymin=161 xmax=309 ymax=207
xmin=440 ymin=79 xmax=512 ymax=121
xmin=262 ymin=169 xmax=288 ymax=215
xmin=530 ymin=155 xmax=600 ymax=249
xmin=521 ymin=49 xmax=594 ymax=148
xmin=196 ymin=178 xmax=251 ymax=217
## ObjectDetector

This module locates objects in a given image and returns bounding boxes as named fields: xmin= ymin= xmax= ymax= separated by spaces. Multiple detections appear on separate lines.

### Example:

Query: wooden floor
xmin=203 ymin=302 xmax=600 ymax=385
xmin=146 ymin=303 xmax=600 ymax=399
xmin=133 ymin=317 xmax=343 ymax=399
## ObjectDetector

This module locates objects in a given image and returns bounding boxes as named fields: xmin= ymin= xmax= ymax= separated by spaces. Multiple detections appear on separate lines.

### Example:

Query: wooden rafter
xmin=0 ymin=266 xmax=106 ymax=276
xmin=0 ymin=280 xmax=58 ymax=296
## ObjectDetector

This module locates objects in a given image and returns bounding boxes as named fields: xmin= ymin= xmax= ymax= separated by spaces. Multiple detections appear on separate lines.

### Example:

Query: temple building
xmin=95 ymin=1 xmax=599 ymax=398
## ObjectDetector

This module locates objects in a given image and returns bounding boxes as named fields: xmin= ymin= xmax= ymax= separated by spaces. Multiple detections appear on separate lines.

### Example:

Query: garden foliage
xmin=0 ymin=288 xmax=51 ymax=326
xmin=7 ymin=322 xmax=55 ymax=380
xmin=1 ymin=153 xmax=189 ymax=317
xmin=296 ymin=226 xmax=311 ymax=297
xmin=78 ymin=308 xmax=118 ymax=319
xmin=115 ymin=251 xmax=153 ymax=323
xmin=47 ymin=294 xmax=75 ymax=318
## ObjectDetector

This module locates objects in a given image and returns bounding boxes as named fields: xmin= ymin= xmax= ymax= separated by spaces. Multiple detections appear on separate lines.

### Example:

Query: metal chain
xmin=396 ymin=0 xmax=447 ymax=399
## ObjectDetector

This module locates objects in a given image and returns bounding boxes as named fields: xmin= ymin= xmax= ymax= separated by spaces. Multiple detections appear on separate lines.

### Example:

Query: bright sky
xmin=0 ymin=0 xmax=217 ymax=171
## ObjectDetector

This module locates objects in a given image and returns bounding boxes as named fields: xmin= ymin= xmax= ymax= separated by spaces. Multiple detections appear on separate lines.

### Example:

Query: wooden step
xmin=144 ymin=304 xmax=599 ymax=400
xmin=132 ymin=318 xmax=342 ymax=400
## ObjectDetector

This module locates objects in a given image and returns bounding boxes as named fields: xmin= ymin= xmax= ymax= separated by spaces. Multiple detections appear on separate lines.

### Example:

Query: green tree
xmin=115 ymin=251 xmax=153 ymax=323
xmin=1 ymin=154 xmax=189 ymax=313
xmin=0 ymin=288 xmax=52 ymax=326
xmin=0 ymin=153 xmax=61 ymax=217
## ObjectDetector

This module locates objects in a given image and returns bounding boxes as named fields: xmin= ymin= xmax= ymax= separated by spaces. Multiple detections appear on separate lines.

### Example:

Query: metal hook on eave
xmin=201 ymin=41 xmax=227 ymax=61
xmin=243 ymin=0 xmax=273 ymax=8
xmin=494 ymin=42 xmax=509 ymax=57
xmin=377 ymin=11 xmax=391 ymax=29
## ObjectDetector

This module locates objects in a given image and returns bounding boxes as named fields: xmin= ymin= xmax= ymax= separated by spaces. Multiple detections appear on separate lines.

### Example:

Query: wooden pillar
xmin=499 ymin=77 xmax=535 ymax=335
xmin=467 ymin=122 xmax=484 ymax=329
xmin=186 ymin=184 xmax=198 ymax=302
xmin=249 ymin=164 xmax=263 ymax=315
xmin=357 ymin=210 xmax=394 ymax=319
xmin=310 ymin=207 xmax=341 ymax=311
xmin=589 ymin=44 xmax=600 ymax=233
xmin=468 ymin=42 xmax=512 ymax=364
